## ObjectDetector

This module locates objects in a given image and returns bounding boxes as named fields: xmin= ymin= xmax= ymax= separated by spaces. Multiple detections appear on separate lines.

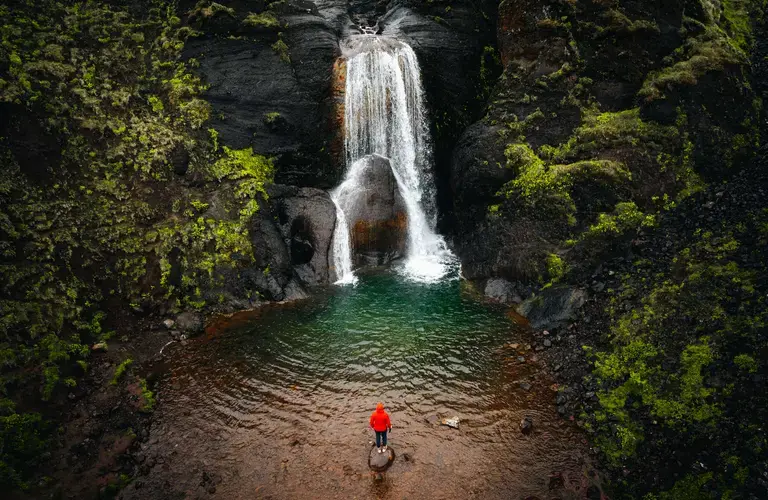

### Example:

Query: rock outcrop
xmin=343 ymin=155 xmax=407 ymax=266
xmin=182 ymin=0 xmax=495 ymax=191
xmin=450 ymin=0 xmax=762 ymax=289
xmin=272 ymin=185 xmax=337 ymax=287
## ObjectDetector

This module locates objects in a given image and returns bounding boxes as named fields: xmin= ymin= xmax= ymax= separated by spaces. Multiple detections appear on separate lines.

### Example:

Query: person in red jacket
xmin=369 ymin=402 xmax=392 ymax=453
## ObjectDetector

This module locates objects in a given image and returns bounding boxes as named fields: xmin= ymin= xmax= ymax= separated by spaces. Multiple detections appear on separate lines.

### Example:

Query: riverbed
xmin=123 ymin=270 xmax=593 ymax=499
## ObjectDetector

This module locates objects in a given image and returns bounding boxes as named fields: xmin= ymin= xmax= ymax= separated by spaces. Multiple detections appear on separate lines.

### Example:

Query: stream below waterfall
xmin=124 ymin=270 xmax=594 ymax=499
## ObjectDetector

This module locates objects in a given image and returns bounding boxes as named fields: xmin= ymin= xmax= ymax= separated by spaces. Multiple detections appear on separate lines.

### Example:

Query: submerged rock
xmin=441 ymin=416 xmax=460 ymax=429
xmin=520 ymin=416 xmax=534 ymax=434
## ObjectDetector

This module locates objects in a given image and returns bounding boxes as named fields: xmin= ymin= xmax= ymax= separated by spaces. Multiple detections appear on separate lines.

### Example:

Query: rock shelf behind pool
xmin=368 ymin=446 xmax=394 ymax=472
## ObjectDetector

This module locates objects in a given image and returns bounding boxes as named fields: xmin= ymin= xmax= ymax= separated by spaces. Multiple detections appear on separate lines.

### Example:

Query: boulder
xmin=484 ymin=278 xmax=523 ymax=304
xmin=516 ymin=286 xmax=587 ymax=331
xmin=273 ymin=186 xmax=337 ymax=286
xmin=343 ymin=154 xmax=408 ymax=266
xmin=368 ymin=446 xmax=395 ymax=472
xmin=175 ymin=312 xmax=204 ymax=335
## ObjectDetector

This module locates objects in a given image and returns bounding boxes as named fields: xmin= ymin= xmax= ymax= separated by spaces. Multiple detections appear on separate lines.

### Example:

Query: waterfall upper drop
xmin=330 ymin=34 xmax=456 ymax=284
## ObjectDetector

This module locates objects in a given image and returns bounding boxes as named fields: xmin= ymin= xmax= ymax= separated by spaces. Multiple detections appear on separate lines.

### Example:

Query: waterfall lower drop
xmin=331 ymin=34 xmax=457 ymax=284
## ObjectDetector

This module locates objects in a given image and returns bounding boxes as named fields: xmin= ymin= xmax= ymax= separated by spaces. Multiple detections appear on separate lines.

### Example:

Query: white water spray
xmin=330 ymin=34 xmax=456 ymax=284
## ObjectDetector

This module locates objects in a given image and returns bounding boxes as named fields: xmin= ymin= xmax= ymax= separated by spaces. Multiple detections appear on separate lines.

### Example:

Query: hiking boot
xmin=376 ymin=447 xmax=382 ymax=453
xmin=382 ymin=445 xmax=387 ymax=452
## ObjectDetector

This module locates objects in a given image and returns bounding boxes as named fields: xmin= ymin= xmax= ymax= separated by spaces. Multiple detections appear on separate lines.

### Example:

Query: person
xmin=369 ymin=402 xmax=392 ymax=453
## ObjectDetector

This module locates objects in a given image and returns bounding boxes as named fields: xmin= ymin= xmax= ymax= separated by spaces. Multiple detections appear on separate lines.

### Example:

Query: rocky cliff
xmin=451 ymin=0 xmax=762 ymax=286
xmin=447 ymin=1 xmax=768 ymax=498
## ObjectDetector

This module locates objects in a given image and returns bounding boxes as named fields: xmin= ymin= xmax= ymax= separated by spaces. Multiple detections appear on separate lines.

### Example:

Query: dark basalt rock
xmin=368 ymin=446 xmax=395 ymax=472
xmin=272 ymin=185 xmax=337 ymax=287
xmin=182 ymin=0 xmax=493 ymax=193
xmin=516 ymin=286 xmax=587 ymax=331
xmin=520 ymin=416 xmax=534 ymax=434
xmin=346 ymin=154 xmax=408 ymax=266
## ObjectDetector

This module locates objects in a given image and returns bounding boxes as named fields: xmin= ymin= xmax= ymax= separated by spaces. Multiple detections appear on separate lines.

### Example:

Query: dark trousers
xmin=375 ymin=430 xmax=388 ymax=447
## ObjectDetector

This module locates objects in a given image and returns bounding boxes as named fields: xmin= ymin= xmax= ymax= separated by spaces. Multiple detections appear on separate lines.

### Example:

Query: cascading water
xmin=330 ymin=34 xmax=456 ymax=284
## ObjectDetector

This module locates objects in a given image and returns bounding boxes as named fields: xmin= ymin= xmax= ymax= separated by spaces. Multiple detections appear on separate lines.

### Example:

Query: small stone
xmin=163 ymin=319 xmax=175 ymax=329
xmin=207 ymin=485 xmax=216 ymax=494
xmin=441 ymin=416 xmax=460 ymax=429
xmin=517 ymin=356 xmax=525 ymax=363
xmin=519 ymin=382 xmax=532 ymax=391
xmin=91 ymin=342 xmax=108 ymax=352
xmin=520 ymin=416 xmax=533 ymax=434
xmin=543 ymin=339 xmax=552 ymax=347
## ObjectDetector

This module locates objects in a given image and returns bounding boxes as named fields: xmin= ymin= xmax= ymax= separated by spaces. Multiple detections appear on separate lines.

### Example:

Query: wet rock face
xmin=273 ymin=185 xmax=337 ymax=287
xmin=182 ymin=0 xmax=344 ymax=188
xmin=183 ymin=0 xmax=494 ymax=193
xmin=346 ymin=155 xmax=408 ymax=266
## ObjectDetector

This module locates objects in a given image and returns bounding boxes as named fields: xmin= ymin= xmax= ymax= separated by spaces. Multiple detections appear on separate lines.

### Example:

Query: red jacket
xmin=369 ymin=407 xmax=391 ymax=432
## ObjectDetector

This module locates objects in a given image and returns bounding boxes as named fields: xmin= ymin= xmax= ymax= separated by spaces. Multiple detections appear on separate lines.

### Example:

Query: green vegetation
xmin=110 ymin=359 xmax=133 ymax=386
xmin=0 ymin=410 xmax=49 ymax=489
xmin=263 ymin=112 xmax=281 ymax=124
xmin=138 ymin=378 xmax=156 ymax=413
xmin=586 ymin=214 xmax=768 ymax=497
xmin=0 ymin=0 xmax=273 ymax=489
xmin=244 ymin=12 xmax=280 ymax=29
xmin=640 ymin=0 xmax=767 ymax=102
xmin=272 ymin=34 xmax=290 ymax=63
xmin=486 ymin=3 xmax=767 ymax=495
xmin=576 ymin=202 xmax=656 ymax=244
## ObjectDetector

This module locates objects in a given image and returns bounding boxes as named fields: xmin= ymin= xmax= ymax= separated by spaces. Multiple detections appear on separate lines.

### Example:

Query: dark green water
xmin=134 ymin=271 xmax=593 ymax=499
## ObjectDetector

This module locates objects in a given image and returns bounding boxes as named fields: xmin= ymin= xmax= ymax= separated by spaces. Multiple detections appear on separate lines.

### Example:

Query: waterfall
xmin=330 ymin=34 xmax=455 ymax=284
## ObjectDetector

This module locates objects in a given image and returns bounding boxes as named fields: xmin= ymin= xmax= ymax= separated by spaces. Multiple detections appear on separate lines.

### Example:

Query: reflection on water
xmin=130 ymin=271 xmax=594 ymax=499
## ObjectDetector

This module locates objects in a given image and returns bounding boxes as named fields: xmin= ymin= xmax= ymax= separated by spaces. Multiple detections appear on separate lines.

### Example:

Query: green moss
xmin=271 ymin=35 xmax=290 ymax=63
xmin=545 ymin=253 xmax=566 ymax=283
xmin=601 ymin=9 xmax=660 ymax=34
xmin=542 ymin=108 xmax=679 ymax=162
xmin=639 ymin=28 xmax=744 ymax=102
xmin=734 ymin=354 xmax=758 ymax=373
xmin=0 ymin=411 xmax=49 ymax=490
xmin=579 ymin=201 xmax=656 ymax=241
xmin=138 ymin=378 xmax=156 ymax=412
xmin=110 ymin=358 xmax=133 ymax=385
xmin=190 ymin=1 xmax=235 ymax=19
xmin=263 ymin=111 xmax=281 ymax=124
xmin=244 ymin=12 xmax=280 ymax=29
